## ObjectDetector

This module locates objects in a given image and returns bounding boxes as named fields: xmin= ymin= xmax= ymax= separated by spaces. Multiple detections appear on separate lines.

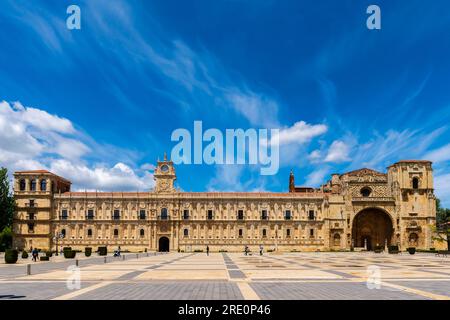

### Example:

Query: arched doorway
xmin=158 ymin=236 xmax=170 ymax=252
xmin=352 ymin=208 xmax=393 ymax=250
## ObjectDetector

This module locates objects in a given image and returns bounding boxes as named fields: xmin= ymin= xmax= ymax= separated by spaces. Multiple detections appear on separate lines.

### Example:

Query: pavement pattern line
xmin=380 ymin=281 xmax=450 ymax=300
xmin=51 ymin=281 xmax=113 ymax=300
xmin=236 ymin=281 xmax=260 ymax=300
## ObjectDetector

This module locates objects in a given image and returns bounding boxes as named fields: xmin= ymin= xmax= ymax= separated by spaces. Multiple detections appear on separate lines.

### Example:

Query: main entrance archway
xmin=158 ymin=236 xmax=170 ymax=252
xmin=352 ymin=208 xmax=393 ymax=250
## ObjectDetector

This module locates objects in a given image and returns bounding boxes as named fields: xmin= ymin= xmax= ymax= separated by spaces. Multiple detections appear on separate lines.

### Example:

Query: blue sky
xmin=0 ymin=0 xmax=450 ymax=205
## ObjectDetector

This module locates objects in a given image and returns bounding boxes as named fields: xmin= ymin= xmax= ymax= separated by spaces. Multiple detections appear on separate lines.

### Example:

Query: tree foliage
xmin=0 ymin=168 xmax=15 ymax=250
xmin=433 ymin=198 xmax=450 ymax=251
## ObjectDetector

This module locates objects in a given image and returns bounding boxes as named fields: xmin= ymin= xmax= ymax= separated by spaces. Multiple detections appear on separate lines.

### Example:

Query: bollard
xmin=76 ymin=259 xmax=79 ymax=267
xmin=27 ymin=264 xmax=31 ymax=275
xmin=147 ymin=252 xmax=149 ymax=257
xmin=123 ymin=255 xmax=125 ymax=261
xmin=136 ymin=253 xmax=138 ymax=259
xmin=104 ymin=257 xmax=107 ymax=263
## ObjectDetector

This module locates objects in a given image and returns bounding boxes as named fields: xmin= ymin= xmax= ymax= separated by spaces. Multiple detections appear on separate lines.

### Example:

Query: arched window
xmin=140 ymin=229 xmax=145 ymax=237
xmin=183 ymin=228 xmax=189 ymax=237
xmin=412 ymin=177 xmax=419 ymax=189
xmin=87 ymin=229 xmax=92 ymax=237
xmin=61 ymin=229 xmax=66 ymax=238
xmin=360 ymin=187 xmax=372 ymax=197
xmin=286 ymin=229 xmax=291 ymax=237
xmin=333 ymin=233 xmax=341 ymax=246
xmin=113 ymin=229 xmax=119 ymax=237
xmin=238 ymin=229 xmax=243 ymax=237
xmin=19 ymin=179 xmax=26 ymax=191
xmin=160 ymin=208 xmax=168 ymax=220
xmin=40 ymin=179 xmax=47 ymax=191
xmin=30 ymin=179 xmax=36 ymax=191
xmin=262 ymin=229 xmax=267 ymax=238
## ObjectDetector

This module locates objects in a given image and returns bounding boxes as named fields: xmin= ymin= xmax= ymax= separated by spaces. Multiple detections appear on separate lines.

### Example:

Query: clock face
xmin=161 ymin=165 xmax=169 ymax=172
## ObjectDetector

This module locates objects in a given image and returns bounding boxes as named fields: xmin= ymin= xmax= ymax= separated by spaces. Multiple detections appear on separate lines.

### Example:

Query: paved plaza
xmin=0 ymin=252 xmax=449 ymax=300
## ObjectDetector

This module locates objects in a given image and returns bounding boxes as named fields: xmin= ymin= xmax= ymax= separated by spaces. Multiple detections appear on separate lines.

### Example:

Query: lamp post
xmin=53 ymin=232 xmax=64 ymax=256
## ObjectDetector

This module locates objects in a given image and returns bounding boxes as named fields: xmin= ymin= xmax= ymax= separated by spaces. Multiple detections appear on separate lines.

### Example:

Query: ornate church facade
xmin=12 ymin=158 xmax=438 ymax=252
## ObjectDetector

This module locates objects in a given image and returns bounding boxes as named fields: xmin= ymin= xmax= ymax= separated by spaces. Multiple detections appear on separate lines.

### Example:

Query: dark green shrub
xmin=98 ymin=246 xmax=107 ymax=256
xmin=430 ymin=247 xmax=436 ymax=252
xmin=22 ymin=251 xmax=29 ymax=259
xmin=85 ymin=247 xmax=92 ymax=257
xmin=388 ymin=245 xmax=399 ymax=254
xmin=5 ymin=249 xmax=18 ymax=264
xmin=63 ymin=247 xmax=72 ymax=252
xmin=40 ymin=256 xmax=49 ymax=261
xmin=64 ymin=249 xmax=76 ymax=258
xmin=194 ymin=249 xmax=203 ymax=252
xmin=45 ymin=251 xmax=52 ymax=257
xmin=407 ymin=247 xmax=416 ymax=255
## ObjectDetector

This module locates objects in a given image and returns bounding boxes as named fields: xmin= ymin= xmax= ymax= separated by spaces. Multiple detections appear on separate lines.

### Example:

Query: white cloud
xmin=50 ymin=160 xmax=154 ymax=191
xmin=274 ymin=121 xmax=328 ymax=146
xmin=225 ymin=89 xmax=279 ymax=127
xmin=304 ymin=167 xmax=331 ymax=187
xmin=324 ymin=140 xmax=351 ymax=163
xmin=308 ymin=150 xmax=322 ymax=162
xmin=0 ymin=100 xmax=154 ymax=191
xmin=424 ymin=143 xmax=450 ymax=163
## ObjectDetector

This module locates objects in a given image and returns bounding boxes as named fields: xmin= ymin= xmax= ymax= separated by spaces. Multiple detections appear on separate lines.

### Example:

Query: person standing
xmin=206 ymin=245 xmax=209 ymax=256
xmin=244 ymin=245 xmax=248 ymax=256
xmin=259 ymin=245 xmax=263 ymax=256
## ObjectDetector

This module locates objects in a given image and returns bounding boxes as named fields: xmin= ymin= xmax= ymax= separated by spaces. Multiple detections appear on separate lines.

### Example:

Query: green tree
xmin=0 ymin=167 xmax=15 ymax=251
xmin=433 ymin=198 xmax=450 ymax=251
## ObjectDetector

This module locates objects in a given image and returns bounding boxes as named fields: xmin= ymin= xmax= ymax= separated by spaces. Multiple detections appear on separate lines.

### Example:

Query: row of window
xmin=53 ymin=228 xmax=316 ymax=238
xmin=59 ymin=209 xmax=317 ymax=220
xmin=19 ymin=179 xmax=48 ymax=192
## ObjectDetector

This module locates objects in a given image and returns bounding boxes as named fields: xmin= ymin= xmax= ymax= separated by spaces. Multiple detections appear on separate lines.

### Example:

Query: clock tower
xmin=154 ymin=153 xmax=176 ymax=193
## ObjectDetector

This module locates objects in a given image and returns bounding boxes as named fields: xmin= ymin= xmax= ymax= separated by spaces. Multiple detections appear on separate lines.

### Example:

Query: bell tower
xmin=154 ymin=153 xmax=177 ymax=193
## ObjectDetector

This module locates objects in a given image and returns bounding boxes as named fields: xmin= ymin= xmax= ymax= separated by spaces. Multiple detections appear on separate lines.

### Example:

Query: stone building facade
xmin=12 ymin=158 xmax=437 ymax=252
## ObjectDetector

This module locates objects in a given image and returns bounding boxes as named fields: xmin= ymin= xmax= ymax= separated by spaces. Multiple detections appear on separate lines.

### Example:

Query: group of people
xmin=244 ymin=245 xmax=264 ymax=256
xmin=204 ymin=245 xmax=264 ymax=256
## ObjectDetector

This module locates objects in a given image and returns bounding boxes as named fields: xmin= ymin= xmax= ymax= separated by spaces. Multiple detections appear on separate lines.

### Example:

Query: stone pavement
xmin=0 ymin=252 xmax=449 ymax=300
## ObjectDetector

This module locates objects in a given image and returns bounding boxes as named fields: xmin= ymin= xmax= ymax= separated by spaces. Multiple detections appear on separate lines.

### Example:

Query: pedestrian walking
xmin=244 ymin=245 xmax=249 ymax=256
xmin=206 ymin=245 xmax=209 ymax=256
xmin=259 ymin=245 xmax=263 ymax=256
xmin=32 ymin=248 xmax=38 ymax=262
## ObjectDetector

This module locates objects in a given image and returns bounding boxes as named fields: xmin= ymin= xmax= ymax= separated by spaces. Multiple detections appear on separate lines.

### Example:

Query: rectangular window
xmin=28 ymin=213 xmax=35 ymax=220
xmin=285 ymin=210 xmax=291 ymax=220
xmin=207 ymin=210 xmax=213 ymax=220
xmin=139 ymin=210 xmax=146 ymax=220
xmin=238 ymin=229 xmax=243 ymax=237
xmin=28 ymin=223 xmax=34 ymax=233
xmin=183 ymin=210 xmax=189 ymax=220
xmin=308 ymin=210 xmax=315 ymax=220
xmin=29 ymin=199 xmax=35 ymax=207
xmin=310 ymin=229 xmax=314 ymax=237
xmin=286 ymin=229 xmax=291 ymax=237
xmin=237 ymin=210 xmax=244 ymax=220
xmin=261 ymin=210 xmax=268 ymax=220
xmin=87 ymin=209 xmax=94 ymax=220
xmin=262 ymin=229 xmax=267 ymax=238
xmin=61 ymin=209 xmax=68 ymax=220
xmin=113 ymin=210 xmax=120 ymax=220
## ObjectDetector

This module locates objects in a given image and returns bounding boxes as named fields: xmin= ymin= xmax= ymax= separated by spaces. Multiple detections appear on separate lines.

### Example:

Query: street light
xmin=53 ymin=232 xmax=64 ymax=255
